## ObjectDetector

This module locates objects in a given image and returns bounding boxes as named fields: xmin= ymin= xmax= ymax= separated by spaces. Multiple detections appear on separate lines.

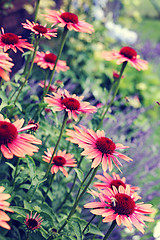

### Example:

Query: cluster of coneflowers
xmin=0 ymin=4 xmax=155 ymax=240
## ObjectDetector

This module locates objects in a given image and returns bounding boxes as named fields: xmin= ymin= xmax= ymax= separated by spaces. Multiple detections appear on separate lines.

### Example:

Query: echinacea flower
xmin=84 ymin=185 xmax=155 ymax=234
xmin=0 ymin=114 xmax=42 ymax=159
xmin=94 ymin=172 xmax=139 ymax=193
xmin=44 ymin=89 xmax=97 ymax=121
xmin=66 ymin=125 xmax=132 ymax=171
xmin=0 ymin=52 xmax=14 ymax=81
xmin=102 ymin=46 xmax=148 ymax=71
xmin=38 ymin=80 xmax=57 ymax=92
xmin=22 ymin=19 xmax=57 ymax=39
xmin=42 ymin=148 xmax=77 ymax=177
xmin=25 ymin=212 xmax=43 ymax=231
xmin=0 ymin=27 xmax=33 ymax=53
xmin=34 ymin=51 xmax=69 ymax=72
xmin=0 ymin=186 xmax=13 ymax=230
xmin=43 ymin=9 xmax=94 ymax=34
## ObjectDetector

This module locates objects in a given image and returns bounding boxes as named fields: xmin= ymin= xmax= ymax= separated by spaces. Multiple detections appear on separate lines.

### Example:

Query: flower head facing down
xmin=102 ymin=46 xmax=148 ymax=71
xmin=43 ymin=9 xmax=94 ymax=33
xmin=66 ymin=125 xmax=132 ymax=172
xmin=42 ymin=148 xmax=77 ymax=177
xmin=38 ymin=80 xmax=57 ymax=92
xmin=44 ymin=89 xmax=97 ymax=121
xmin=0 ymin=28 xmax=33 ymax=53
xmin=25 ymin=212 xmax=43 ymax=231
xmin=22 ymin=20 xmax=57 ymax=39
xmin=94 ymin=172 xmax=139 ymax=193
xmin=0 ymin=52 xmax=14 ymax=81
xmin=0 ymin=114 xmax=42 ymax=159
xmin=84 ymin=186 xmax=155 ymax=234
xmin=0 ymin=186 xmax=13 ymax=230
xmin=34 ymin=51 xmax=69 ymax=72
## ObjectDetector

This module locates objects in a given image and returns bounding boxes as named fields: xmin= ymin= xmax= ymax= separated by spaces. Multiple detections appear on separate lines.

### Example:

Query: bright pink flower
xmin=25 ymin=212 xmax=43 ymax=231
xmin=43 ymin=9 xmax=94 ymax=33
xmin=42 ymin=148 xmax=77 ymax=177
xmin=34 ymin=51 xmax=69 ymax=72
xmin=38 ymin=80 xmax=57 ymax=92
xmin=0 ymin=27 xmax=33 ymax=53
xmin=44 ymin=89 xmax=97 ymax=121
xmin=22 ymin=19 xmax=57 ymax=39
xmin=94 ymin=172 xmax=139 ymax=193
xmin=0 ymin=186 xmax=13 ymax=230
xmin=0 ymin=114 xmax=42 ymax=159
xmin=102 ymin=46 xmax=148 ymax=71
xmin=84 ymin=186 xmax=155 ymax=234
xmin=0 ymin=52 xmax=14 ymax=81
xmin=66 ymin=125 xmax=132 ymax=172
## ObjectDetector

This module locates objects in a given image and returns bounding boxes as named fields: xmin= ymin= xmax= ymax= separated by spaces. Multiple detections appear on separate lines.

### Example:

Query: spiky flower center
xmin=53 ymin=156 xmax=66 ymax=166
xmin=27 ymin=218 xmax=38 ymax=229
xmin=95 ymin=137 xmax=116 ymax=155
xmin=0 ymin=121 xmax=18 ymax=145
xmin=110 ymin=180 xmax=126 ymax=190
xmin=44 ymin=53 xmax=57 ymax=63
xmin=1 ymin=33 xmax=19 ymax=45
xmin=111 ymin=193 xmax=135 ymax=215
xmin=33 ymin=25 xmax=47 ymax=34
xmin=61 ymin=97 xmax=80 ymax=110
xmin=60 ymin=12 xmax=78 ymax=24
xmin=120 ymin=46 xmax=137 ymax=59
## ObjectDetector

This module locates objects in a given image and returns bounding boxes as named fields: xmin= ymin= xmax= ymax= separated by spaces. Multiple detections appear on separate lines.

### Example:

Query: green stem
xmin=23 ymin=0 xmax=41 ymax=75
xmin=44 ymin=112 xmax=68 ymax=179
xmin=97 ymin=62 xmax=127 ymax=130
xmin=91 ymin=217 xmax=102 ymax=240
xmin=12 ymin=158 xmax=21 ymax=187
xmin=103 ymin=220 xmax=117 ymax=240
xmin=43 ymin=27 xmax=68 ymax=97
xmin=82 ymin=214 xmax=96 ymax=234
xmin=58 ymin=166 xmax=99 ymax=233
xmin=0 ymin=79 xmax=4 ymax=90
xmin=26 ymin=231 xmax=30 ymax=240
xmin=42 ymin=69 xmax=50 ymax=99
xmin=0 ymin=152 xmax=2 ymax=162
xmin=66 ymin=0 xmax=72 ymax=11
xmin=42 ymin=173 xmax=55 ymax=203
xmin=13 ymin=37 xmax=40 ymax=105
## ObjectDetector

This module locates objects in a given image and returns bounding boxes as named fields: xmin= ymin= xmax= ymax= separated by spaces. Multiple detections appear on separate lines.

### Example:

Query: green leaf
xmin=10 ymin=206 xmax=28 ymax=218
xmin=89 ymin=224 xmax=104 ymax=237
xmin=0 ymin=91 xmax=8 ymax=111
xmin=70 ymin=220 xmax=83 ymax=240
xmin=74 ymin=168 xmax=84 ymax=182
xmin=25 ymin=156 xmax=36 ymax=179
xmin=23 ymin=200 xmax=33 ymax=211
xmin=5 ymin=162 xmax=15 ymax=170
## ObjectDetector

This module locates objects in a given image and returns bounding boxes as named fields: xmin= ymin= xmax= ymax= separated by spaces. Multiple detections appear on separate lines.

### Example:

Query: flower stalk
xmin=103 ymin=220 xmax=117 ymax=240
xmin=42 ymin=173 xmax=55 ymax=203
xmin=44 ymin=112 xmax=68 ymax=179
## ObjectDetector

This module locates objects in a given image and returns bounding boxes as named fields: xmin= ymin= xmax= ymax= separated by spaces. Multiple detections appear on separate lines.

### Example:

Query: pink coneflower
xmin=0 ymin=186 xmax=13 ymax=230
xmin=27 ymin=120 xmax=39 ymax=131
xmin=34 ymin=51 xmax=69 ymax=72
xmin=94 ymin=172 xmax=139 ymax=193
xmin=43 ymin=9 xmax=94 ymax=34
xmin=84 ymin=185 xmax=155 ymax=234
xmin=0 ymin=114 xmax=42 ymax=159
xmin=66 ymin=125 xmax=132 ymax=171
xmin=42 ymin=148 xmax=77 ymax=177
xmin=44 ymin=89 xmax=97 ymax=121
xmin=38 ymin=80 xmax=57 ymax=92
xmin=0 ymin=52 xmax=14 ymax=81
xmin=0 ymin=27 xmax=33 ymax=53
xmin=22 ymin=19 xmax=57 ymax=39
xmin=102 ymin=46 xmax=148 ymax=71
xmin=25 ymin=212 xmax=43 ymax=231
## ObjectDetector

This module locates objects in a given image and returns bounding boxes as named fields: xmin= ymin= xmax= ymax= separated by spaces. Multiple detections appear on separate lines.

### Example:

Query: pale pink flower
xmin=0 ymin=27 xmax=33 ymax=53
xmin=34 ymin=51 xmax=69 ymax=72
xmin=0 ymin=186 xmax=13 ymax=230
xmin=0 ymin=114 xmax=42 ymax=159
xmin=66 ymin=125 xmax=132 ymax=172
xmin=94 ymin=172 xmax=139 ymax=193
xmin=44 ymin=89 xmax=97 ymax=121
xmin=42 ymin=148 xmax=77 ymax=177
xmin=84 ymin=185 xmax=155 ymax=234
xmin=0 ymin=52 xmax=14 ymax=81
xmin=22 ymin=19 xmax=57 ymax=39
xmin=102 ymin=46 xmax=148 ymax=71
xmin=43 ymin=9 xmax=94 ymax=34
